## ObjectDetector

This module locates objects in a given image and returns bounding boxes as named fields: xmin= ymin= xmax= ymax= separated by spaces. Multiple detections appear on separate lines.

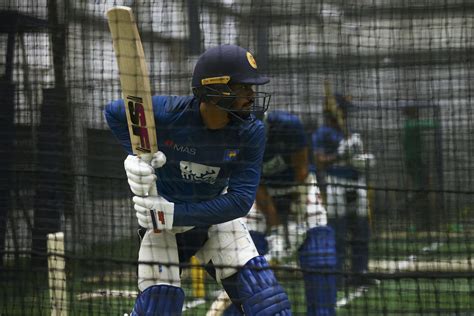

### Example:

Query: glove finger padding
xmin=135 ymin=205 xmax=153 ymax=228
xmin=133 ymin=196 xmax=157 ymax=209
xmin=134 ymin=203 xmax=151 ymax=218
xmin=127 ymin=175 xmax=157 ymax=196
xmin=124 ymin=155 xmax=155 ymax=176
xmin=133 ymin=196 xmax=175 ymax=230
xmin=124 ymin=154 xmax=162 ymax=196
xmin=126 ymin=171 xmax=156 ymax=185
xmin=151 ymin=151 xmax=167 ymax=169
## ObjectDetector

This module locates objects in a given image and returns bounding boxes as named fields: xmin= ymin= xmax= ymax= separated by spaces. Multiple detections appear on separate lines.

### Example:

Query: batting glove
xmin=338 ymin=133 xmax=364 ymax=158
xmin=133 ymin=195 xmax=174 ymax=231
xmin=124 ymin=152 xmax=166 ymax=196
xmin=351 ymin=153 xmax=376 ymax=171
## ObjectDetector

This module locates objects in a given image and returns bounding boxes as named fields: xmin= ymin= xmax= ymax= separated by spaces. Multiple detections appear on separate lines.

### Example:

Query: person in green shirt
xmin=402 ymin=104 xmax=438 ymax=232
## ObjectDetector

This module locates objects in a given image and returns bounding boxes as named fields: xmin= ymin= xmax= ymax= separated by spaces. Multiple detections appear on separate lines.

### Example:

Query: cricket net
xmin=0 ymin=0 xmax=473 ymax=315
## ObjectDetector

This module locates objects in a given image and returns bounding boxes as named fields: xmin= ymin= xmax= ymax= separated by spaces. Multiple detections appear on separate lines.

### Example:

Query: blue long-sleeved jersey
xmin=261 ymin=111 xmax=307 ymax=188
xmin=104 ymin=95 xmax=265 ymax=227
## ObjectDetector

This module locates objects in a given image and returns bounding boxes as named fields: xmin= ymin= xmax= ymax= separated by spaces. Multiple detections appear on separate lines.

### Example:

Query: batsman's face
xmin=229 ymin=84 xmax=255 ymax=111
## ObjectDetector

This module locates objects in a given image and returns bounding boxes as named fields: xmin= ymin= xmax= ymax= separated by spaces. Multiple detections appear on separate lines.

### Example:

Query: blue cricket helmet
xmin=192 ymin=44 xmax=269 ymax=88
xmin=191 ymin=44 xmax=271 ymax=119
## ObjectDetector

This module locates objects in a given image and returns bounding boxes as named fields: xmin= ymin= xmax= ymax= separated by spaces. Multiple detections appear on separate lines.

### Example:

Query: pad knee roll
xmin=299 ymin=226 xmax=337 ymax=316
xmin=223 ymin=256 xmax=291 ymax=315
xmin=131 ymin=285 xmax=185 ymax=316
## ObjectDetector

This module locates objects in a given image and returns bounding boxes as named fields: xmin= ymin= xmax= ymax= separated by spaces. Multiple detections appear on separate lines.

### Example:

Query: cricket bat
xmin=323 ymin=80 xmax=347 ymax=135
xmin=107 ymin=6 xmax=160 ymax=232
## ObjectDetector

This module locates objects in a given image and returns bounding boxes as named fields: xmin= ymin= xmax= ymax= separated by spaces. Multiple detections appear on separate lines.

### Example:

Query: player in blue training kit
xmin=257 ymin=110 xmax=315 ymax=253
xmin=105 ymin=45 xmax=291 ymax=315
xmin=254 ymin=111 xmax=336 ymax=316
xmin=217 ymin=110 xmax=337 ymax=316
xmin=312 ymin=94 xmax=376 ymax=289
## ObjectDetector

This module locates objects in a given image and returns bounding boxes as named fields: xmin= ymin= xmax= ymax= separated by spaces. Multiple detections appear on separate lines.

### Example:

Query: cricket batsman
xmin=105 ymin=45 xmax=292 ymax=315
xmin=312 ymin=93 xmax=377 ymax=289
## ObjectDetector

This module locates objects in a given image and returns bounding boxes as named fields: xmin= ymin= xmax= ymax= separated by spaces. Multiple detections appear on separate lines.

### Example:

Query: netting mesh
xmin=1 ymin=0 xmax=473 ymax=315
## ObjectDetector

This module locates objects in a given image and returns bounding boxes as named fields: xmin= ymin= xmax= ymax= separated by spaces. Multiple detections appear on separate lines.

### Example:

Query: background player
xmin=104 ymin=44 xmax=291 ymax=315
xmin=402 ymin=103 xmax=439 ymax=232
xmin=312 ymin=93 xmax=377 ymax=288
xmin=252 ymin=110 xmax=313 ymax=257
xmin=213 ymin=110 xmax=337 ymax=316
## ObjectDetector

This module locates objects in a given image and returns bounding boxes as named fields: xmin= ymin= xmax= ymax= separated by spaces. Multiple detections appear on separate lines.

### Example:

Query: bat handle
xmin=148 ymin=182 xmax=160 ymax=233
xmin=139 ymin=153 xmax=159 ymax=196
xmin=149 ymin=208 xmax=161 ymax=234
xmin=139 ymin=153 xmax=160 ymax=233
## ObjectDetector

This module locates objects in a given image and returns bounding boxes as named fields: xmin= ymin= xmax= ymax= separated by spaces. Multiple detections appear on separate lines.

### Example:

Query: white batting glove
xmin=351 ymin=153 xmax=376 ymax=171
xmin=338 ymin=133 xmax=364 ymax=158
xmin=133 ymin=195 xmax=174 ymax=231
xmin=124 ymin=152 xmax=166 ymax=196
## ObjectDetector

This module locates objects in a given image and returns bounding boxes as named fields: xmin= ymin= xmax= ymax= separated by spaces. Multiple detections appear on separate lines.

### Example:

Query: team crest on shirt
xmin=223 ymin=149 xmax=239 ymax=161
xmin=180 ymin=161 xmax=220 ymax=184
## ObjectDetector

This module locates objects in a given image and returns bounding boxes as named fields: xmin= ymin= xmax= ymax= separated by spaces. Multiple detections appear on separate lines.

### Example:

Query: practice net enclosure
xmin=0 ymin=0 xmax=473 ymax=315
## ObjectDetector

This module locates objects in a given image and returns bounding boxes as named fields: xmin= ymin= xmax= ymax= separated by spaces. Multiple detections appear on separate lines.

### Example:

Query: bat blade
xmin=107 ymin=6 xmax=158 ymax=157
xmin=107 ymin=6 xmax=160 ymax=232
xmin=323 ymin=80 xmax=346 ymax=134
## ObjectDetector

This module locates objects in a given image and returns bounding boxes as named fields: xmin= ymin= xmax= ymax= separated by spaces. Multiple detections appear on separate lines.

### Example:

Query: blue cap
xmin=192 ymin=44 xmax=269 ymax=88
